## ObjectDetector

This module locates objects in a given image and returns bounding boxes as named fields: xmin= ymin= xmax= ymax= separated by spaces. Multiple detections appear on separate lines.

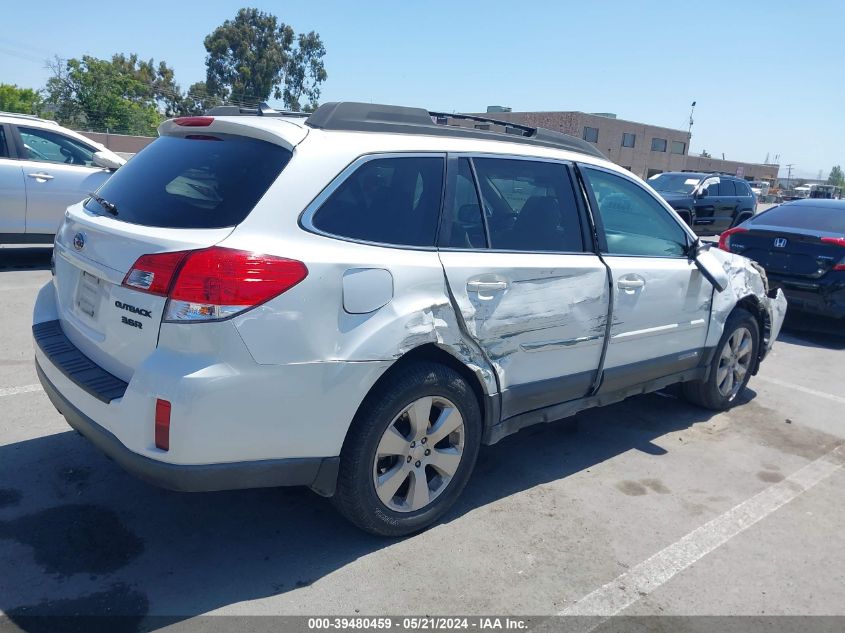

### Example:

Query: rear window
xmin=84 ymin=135 xmax=291 ymax=229
xmin=750 ymin=204 xmax=845 ymax=233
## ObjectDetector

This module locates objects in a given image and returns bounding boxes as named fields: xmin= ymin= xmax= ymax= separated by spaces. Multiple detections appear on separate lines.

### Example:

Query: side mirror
xmin=92 ymin=151 xmax=123 ymax=171
xmin=695 ymin=188 xmax=707 ymax=199
xmin=691 ymin=239 xmax=728 ymax=292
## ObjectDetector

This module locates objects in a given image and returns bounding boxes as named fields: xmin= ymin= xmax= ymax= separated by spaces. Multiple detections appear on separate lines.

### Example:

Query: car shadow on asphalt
xmin=0 ymin=389 xmax=731 ymax=631
xmin=0 ymin=246 xmax=53 ymax=272
xmin=779 ymin=313 xmax=845 ymax=350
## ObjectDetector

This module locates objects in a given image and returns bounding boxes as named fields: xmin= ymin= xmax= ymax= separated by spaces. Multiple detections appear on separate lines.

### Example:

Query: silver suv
xmin=33 ymin=103 xmax=787 ymax=536
xmin=0 ymin=112 xmax=124 ymax=243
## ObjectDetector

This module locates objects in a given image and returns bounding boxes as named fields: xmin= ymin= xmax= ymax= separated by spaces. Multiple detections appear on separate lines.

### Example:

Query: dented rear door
xmin=438 ymin=156 xmax=609 ymax=419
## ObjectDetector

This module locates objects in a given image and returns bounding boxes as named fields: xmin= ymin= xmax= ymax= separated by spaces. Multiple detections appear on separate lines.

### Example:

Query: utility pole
xmin=785 ymin=164 xmax=795 ymax=190
xmin=687 ymin=101 xmax=696 ymax=142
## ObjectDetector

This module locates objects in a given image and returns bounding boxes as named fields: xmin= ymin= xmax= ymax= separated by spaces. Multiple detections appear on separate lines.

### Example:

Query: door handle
xmin=27 ymin=172 xmax=54 ymax=181
xmin=467 ymin=280 xmax=508 ymax=292
xmin=617 ymin=276 xmax=645 ymax=291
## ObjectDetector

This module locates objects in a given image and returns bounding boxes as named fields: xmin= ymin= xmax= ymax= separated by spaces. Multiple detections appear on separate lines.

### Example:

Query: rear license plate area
xmin=76 ymin=271 xmax=101 ymax=320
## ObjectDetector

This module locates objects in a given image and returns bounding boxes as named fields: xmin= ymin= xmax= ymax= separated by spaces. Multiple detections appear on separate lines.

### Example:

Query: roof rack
xmin=0 ymin=111 xmax=58 ymax=125
xmin=304 ymin=102 xmax=606 ymax=159
xmin=205 ymin=102 xmax=309 ymax=118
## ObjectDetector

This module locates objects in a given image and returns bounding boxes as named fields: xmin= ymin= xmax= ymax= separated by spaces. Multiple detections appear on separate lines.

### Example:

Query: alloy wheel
xmin=716 ymin=327 xmax=753 ymax=399
xmin=372 ymin=396 xmax=465 ymax=513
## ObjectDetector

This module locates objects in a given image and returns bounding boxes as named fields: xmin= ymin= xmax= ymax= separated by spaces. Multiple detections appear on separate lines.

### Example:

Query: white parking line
xmin=558 ymin=444 xmax=845 ymax=623
xmin=0 ymin=384 xmax=42 ymax=398
xmin=755 ymin=375 xmax=845 ymax=405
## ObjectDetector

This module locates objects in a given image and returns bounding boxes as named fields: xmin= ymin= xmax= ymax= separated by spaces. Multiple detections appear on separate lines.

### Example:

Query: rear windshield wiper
xmin=88 ymin=192 xmax=118 ymax=216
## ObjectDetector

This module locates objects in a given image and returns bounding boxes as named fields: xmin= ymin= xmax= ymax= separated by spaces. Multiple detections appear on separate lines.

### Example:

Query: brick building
xmin=469 ymin=109 xmax=778 ymax=184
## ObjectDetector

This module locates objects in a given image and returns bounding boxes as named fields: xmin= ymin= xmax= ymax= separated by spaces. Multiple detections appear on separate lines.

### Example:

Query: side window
xmin=584 ymin=167 xmax=688 ymax=258
xmin=312 ymin=156 xmax=444 ymax=247
xmin=441 ymin=158 xmax=487 ymax=248
xmin=0 ymin=126 xmax=8 ymax=158
xmin=721 ymin=180 xmax=737 ymax=196
xmin=18 ymin=126 xmax=96 ymax=166
xmin=703 ymin=178 xmax=720 ymax=196
xmin=472 ymin=158 xmax=584 ymax=253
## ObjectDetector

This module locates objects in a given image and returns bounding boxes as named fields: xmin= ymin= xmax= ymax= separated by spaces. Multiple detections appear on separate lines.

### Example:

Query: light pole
xmin=687 ymin=101 xmax=696 ymax=142
xmin=785 ymin=164 xmax=795 ymax=190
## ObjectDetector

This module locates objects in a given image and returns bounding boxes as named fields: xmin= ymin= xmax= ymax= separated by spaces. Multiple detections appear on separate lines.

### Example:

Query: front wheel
xmin=683 ymin=308 xmax=759 ymax=410
xmin=333 ymin=363 xmax=482 ymax=536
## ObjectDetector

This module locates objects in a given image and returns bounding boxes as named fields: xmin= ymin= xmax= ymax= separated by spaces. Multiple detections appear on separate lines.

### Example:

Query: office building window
xmin=621 ymin=133 xmax=636 ymax=148
xmin=671 ymin=141 xmax=686 ymax=155
xmin=651 ymin=138 xmax=667 ymax=152
xmin=583 ymin=127 xmax=599 ymax=143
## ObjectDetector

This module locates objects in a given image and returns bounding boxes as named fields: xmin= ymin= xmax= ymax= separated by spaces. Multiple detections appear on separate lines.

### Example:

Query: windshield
xmin=648 ymin=173 xmax=701 ymax=194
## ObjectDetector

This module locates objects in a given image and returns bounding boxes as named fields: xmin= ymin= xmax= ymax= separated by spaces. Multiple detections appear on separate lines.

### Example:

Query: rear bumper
xmin=769 ymin=278 xmax=845 ymax=319
xmin=36 ymin=361 xmax=339 ymax=495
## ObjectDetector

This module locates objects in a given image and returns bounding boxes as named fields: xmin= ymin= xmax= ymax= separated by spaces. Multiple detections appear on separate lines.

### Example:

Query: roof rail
xmin=304 ymin=102 xmax=606 ymax=159
xmin=205 ymin=102 xmax=309 ymax=118
xmin=0 ymin=111 xmax=58 ymax=125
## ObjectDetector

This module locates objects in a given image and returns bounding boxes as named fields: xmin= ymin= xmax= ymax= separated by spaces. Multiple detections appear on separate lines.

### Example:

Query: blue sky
xmin=2 ymin=0 xmax=841 ymax=178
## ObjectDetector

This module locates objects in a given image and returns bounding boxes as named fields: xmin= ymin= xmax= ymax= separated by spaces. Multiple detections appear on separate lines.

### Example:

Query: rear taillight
xmin=718 ymin=227 xmax=748 ymax=252
xmin=123 ymin=247 xmax=308 ymax=322
xmin=821 ymin=237 xmax=845 ymax=270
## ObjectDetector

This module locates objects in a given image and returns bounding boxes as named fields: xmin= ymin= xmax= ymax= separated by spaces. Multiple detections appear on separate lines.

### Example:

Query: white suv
xmin=0 ymin=112 xmax=124 ymax=243
xmin=32 ymin=103 xmax=787 ymax=536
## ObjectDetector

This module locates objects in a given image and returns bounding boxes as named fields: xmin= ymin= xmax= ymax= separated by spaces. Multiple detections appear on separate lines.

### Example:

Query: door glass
xmin=584 ymin=167 xmax=688 ymax=257
xmin=472 ymin=158 xmax=584 ymax=252
xmin=720 ymin=180 xmax=737 ymax=196
xmin=0 ymin=127 xmax=8 ymax=158
xmin=441 ymin=158 xmax=487 ymax=248
xmin=18 ymin=126 xmax=96 ymax=166
xmin=703 ymin=179 xmax=721 ymax=196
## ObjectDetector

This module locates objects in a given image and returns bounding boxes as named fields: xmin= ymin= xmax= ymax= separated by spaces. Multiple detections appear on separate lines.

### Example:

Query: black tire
xmin=333 ymin=362 xmax=482 ymax=537
xmin=683 ymin=308 xmax=759 ymax=410
xmin=731 ymin=213 xmax=752 ymax=228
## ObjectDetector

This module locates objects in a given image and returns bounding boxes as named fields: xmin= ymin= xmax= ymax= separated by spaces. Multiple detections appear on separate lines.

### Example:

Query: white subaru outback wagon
xmin=33 ymin=102 xmax=787 ymax=536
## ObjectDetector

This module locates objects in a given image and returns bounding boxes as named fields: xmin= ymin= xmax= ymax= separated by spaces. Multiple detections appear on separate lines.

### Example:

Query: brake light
xmin=821 ymin=237 xmax=845 ymax=270
xmin=123 ymin=247 xmax=308 ymax=322
xmin=718 ymin=227 xmax=748 ymax=252
xmin=173 ymin=116 xmax=214 ymax=127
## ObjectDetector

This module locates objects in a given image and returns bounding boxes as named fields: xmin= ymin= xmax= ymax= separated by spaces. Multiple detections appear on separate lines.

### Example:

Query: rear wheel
xmin=333 ymin=363 xmax=482 ymax=536
xmin=683 ymin=308 xmax=759 ymax=410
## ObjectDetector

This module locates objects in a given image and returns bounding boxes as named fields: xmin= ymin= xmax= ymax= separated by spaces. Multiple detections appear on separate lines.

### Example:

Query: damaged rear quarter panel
xmin=231 ymin=237 xmax=498 ymax=395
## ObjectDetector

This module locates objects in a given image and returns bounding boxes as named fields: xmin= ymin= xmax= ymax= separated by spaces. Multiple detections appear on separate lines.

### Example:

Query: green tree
xmin=204 ymin=7 xmax=327 ymax=110
xmin=828 ymin=165 xmax=845 ymax=188
xmin=44 ymin=54 xmax=179 ymax=135
xmin=0 ymin=83 xmax=43 ymax=115
xmin=178 ymin=81 xmax=224 ymax=115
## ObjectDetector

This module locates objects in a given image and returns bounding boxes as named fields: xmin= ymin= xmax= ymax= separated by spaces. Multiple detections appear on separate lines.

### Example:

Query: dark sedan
xmin=718 ymin=199 xmax=845 ymax=319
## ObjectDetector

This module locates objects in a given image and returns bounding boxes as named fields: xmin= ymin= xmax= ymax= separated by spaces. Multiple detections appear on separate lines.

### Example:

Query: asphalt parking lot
xmin=1 ymin=245 xmax=844 ymax=631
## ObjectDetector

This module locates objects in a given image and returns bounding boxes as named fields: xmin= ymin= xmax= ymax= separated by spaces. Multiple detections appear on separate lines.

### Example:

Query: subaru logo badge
xmin=773 ymin=237 xmax=788 ymax=248
xmin=73 ymin=232 xmax=86 ymax=251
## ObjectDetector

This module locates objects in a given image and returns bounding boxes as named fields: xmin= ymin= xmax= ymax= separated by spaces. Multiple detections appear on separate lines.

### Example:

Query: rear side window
xmin=84 ymin=135 xmax=291 ymax=229
xmin=472 ymin=158 xmax=584 ymax=252
xmin=313 ymin=156 xmax=444 ymax=247
xmin=0 ymin=126 xmax=8 ymax=158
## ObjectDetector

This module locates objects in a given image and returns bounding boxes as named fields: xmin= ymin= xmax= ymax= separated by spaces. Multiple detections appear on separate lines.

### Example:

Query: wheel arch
xmin=342 ymin=343 xmax=498 ymax=453
xmin=733 ymin=294 xmax=770 ymax=375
